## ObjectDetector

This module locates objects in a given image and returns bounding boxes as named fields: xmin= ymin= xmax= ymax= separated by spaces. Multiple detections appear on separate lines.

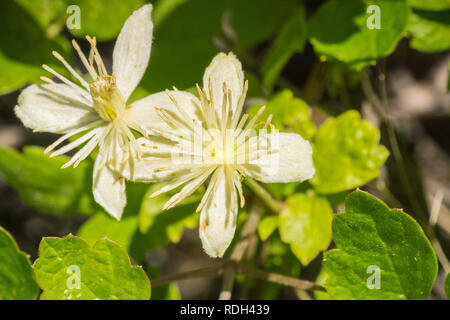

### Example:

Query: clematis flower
xmin=14 ymin=5 xmax=155 ymax=220
xmin=121 ymin=53 xmax=315 ymax=257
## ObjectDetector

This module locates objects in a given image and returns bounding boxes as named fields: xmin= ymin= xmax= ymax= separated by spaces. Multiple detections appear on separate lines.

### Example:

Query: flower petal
xmin=245 ymin=132 xmax=315 ymax=183
xmin=112 ymin=4 xmax=153 ymax=102
xmin=14 ymin=84 xmax=97 ymax=133
xmin=203 ymin=52 xmax=244 ymax=120
xmin=93 ymin=152 xmax=126 ymax=220
xmin=199 ymin=167 xmax=238 ymax=258
xmin=125 ymin=90 xmax=202 ymax=136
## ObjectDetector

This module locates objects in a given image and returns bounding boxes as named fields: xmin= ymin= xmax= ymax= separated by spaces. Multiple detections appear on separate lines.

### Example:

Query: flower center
xmin=90 ymin=75 xmax=126 ymax=122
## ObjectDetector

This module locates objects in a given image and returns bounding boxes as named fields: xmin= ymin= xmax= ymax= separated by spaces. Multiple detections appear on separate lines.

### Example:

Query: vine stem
xmin=219 ymin=200 xmax=264 ymax=299
xmin=362 ymin=67 xmax=450 ymax=274
xmin=244 ymin=177 xmax=281 ymax=213
xmin=151 ymin=260 xmax=325 ymax=292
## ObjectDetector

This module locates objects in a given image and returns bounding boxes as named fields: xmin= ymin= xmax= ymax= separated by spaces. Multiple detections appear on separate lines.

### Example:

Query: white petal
xmin=93 ymin=153 xmax=127 ymax=220
xmin=14 ymin=84 xmax=97 ymax=133
xmin=245 ymin=132 xmax=315 ymax=183
xmin=203 ymin=52 xmax=244 ymax=120
xmin=124 ymin=90 xmax=202 ymax=135
xmin=112 ymin=4 xmax=153 ymax=102
xmin=199 ymin=167 xmax=238 ymax=258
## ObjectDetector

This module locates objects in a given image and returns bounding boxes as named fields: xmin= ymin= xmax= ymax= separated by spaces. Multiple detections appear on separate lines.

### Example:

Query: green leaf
xmin=308 ymin=0 xmax=409 ymax=69
xmin=0 ymin=146 xmax=99 ymax=215
xmin=446 ymin=273 xmax=450 ymax=299
xmin=257 ymin=216 xmax=279 ymax=241
xmin=0 ymin=226 xmax=39 ymax=300
xmin=323 ymin=190 xmax=438 ymax=299
xmin=247 ymin=90 xmax=316 ymax=140
xmin=407 ymin=0 xmax=450 ymax=11
xmin=33 ymin=235 xmax=151 ymax=300
xmin=261 ymin=6 xmax=306 ymax=91
xmin=314 ymin=269 xmax=332 ymax=300
xmin=0 ymin=1 xmax=71 ymax=94
xmin=279 ymin=193 xmax=333 ymax=266
xmin=408 ymin=10 xmax=450 ymax=53
xmin=312 ymin=110 xmax=389 ymax=194
xmin=68 ymin=0 xmax=145 ymax=41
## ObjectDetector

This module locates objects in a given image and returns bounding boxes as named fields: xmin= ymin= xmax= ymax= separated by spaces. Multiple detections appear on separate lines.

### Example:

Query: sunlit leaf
xmin=279 ymin=193 xmax=333 ymax=265
xmin=257 ymin=216 xmax=279 ymax=241
xmin=312 ymin=110 xmax=389 ymax=194
xmin=33 ymin=235 xmax=151 ymax=300
xmin=247 ymin=90 xmax=316 ymax=140
xmin=0 ymin=226 xmax=39 ymax=300
xmin=322 ymin=190 xmax=438 ymax=299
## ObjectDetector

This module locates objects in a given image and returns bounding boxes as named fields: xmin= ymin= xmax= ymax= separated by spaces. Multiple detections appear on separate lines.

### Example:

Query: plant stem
xmin=244 ymin=178 xmax=281 ymax=213
xmin=219 ymin=200 xmax=264 ymax=300
xmin=151 ymin=260 xmax=325 ymax=292
xmin=363 ymin=67 xmax=450 ymax=274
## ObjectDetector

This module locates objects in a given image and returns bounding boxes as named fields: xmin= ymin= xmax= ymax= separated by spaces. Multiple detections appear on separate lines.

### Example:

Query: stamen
xmin=234 ymin=114 xmax=249 ymax=134
xmin=50 ymin=126 xmax=102 ymax=158
xmin=42 ymin=64 xmax=91 ymax=103
xmin=221 ymin=82 xmax=228 ymax=131
xmin=163 ymin=166 xmax=215 ymax=210
xmin=52 ymin=51 xmax=90 ymax=90
xmin=230 ymin=80 xmax=248 ymax=129
xmin=242 ymin=105 xmax=266 ymax=133
xmin=86 ymin=36 xmax=108 ymax=77
xmin=40 ymin=76 xmax=55 ymax=84
xmin=233 ymin=170 xmax=245 ymax=208
xmin=44 ymin=120 xmax=103 ymax=154
xmin=165 ymin=90 xmax=196 ymax=130
xmin=72 ymin=39 xmax=97 ymax=80
xmin=150 ymin=168 xmax=203 ymax=198
xmin=62 ymin=131 xmax=102 ymax=168
xmin=196 ymin=167 xmax=222 ymax=212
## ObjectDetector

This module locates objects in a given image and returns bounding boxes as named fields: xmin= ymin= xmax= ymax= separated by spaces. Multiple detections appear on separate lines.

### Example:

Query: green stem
xmin=244 ymin=178 xmax=281 ymax=213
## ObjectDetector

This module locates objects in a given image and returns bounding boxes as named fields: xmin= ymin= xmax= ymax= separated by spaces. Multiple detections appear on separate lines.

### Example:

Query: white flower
xmin=121 ymin=52 xmax=315 ymax=257
xmin=14 ymin=5 xmax=155 ymax=220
